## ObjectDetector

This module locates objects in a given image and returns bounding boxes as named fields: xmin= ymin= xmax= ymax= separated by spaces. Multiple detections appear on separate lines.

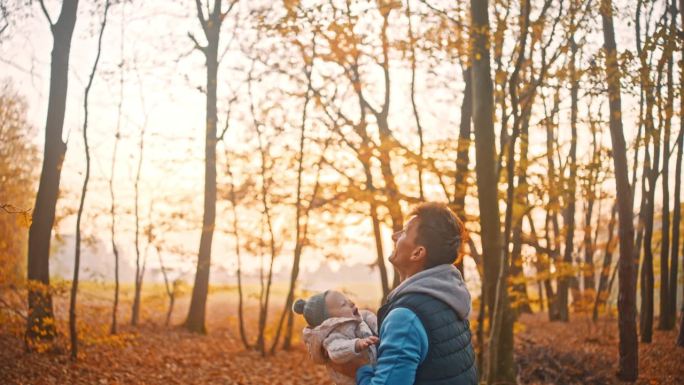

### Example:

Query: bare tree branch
xmin=217 ymin=94 xmax=239 ymax=142
xmin=221 ymin=0 xmax=239 ymax=20
xmin=37 ymin=0 xmax=54 ymax=27
xmin=0 ymin=203 xmax=30 ymax=215
xmin=195 ymin=0 xmax=208 ymax=32
xmin=188 ymin=32 xmax=207 ymax=54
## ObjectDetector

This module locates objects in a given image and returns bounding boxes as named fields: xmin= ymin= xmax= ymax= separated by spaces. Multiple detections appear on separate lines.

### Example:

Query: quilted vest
xmin=378 ymin=292 xmax=477 ymax=385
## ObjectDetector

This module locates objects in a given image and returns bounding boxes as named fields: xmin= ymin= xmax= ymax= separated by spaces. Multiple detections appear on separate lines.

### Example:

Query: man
xmin=354 ymin=202 xmax=477 ymax=385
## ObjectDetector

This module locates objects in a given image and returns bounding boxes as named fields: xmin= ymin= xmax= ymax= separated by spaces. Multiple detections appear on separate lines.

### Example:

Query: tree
xmin=272 ymin=28 xmax=316 ymax=353
xmin=542 ymin=84 xmax=562 ymax=321
xmin=421 ymin=1 xmax=474 ymax=277
xmin=407 ymin=0 xmax=425 ymax=200
xmin=108 ymin=0 xmax=125 ymax=336
xmin=581 ymin=113 xmax=603 ymax=299
xmin=508 ymin=0 xmax=562 ymax=316
xmin=156 ymin=248 xmax=182 ymax=327
xmin=246 ymin=66 xmax=283 ymax=356
xmin=558 ymin=10 xmax=579 ymax=323
xmin=131 ymin=66 xmax=148 ymax=327
xmin=0 ymin=2 xmax=8 ymax=38
xmin=269 ymin=30 xmax=328 ymax=352
xmin=497 ymin=0 xmax=531 ymax=327
xmin=184 ymin=0 xmax=238 ymax=334
xmin=453 ymin=67 xmax=472 ymax=278
xmin=305 ymin=1 xmax=404 ymax=301
xmin=600 ymin=0 xmax=638 ymax=380
xmin=658 ymin=0 xmax=677 ymax=331
xmin=470 ymin=0 xmax=514 ymax=382
xmin=69 ymin=0 xmax=110 ymax=359
xmin=635 ymin=0 xmax=661 ymax=344
xmin=148 ymin=206 xmax=190 ymax=328
xmin=224 ymin=150 xmax=250 ymax=349
xmin=0 ymin=83 xmax=38 ymax=291
xmin=593 ymin=203 xmax=617 ymax=321
xmin=677 ymin=0 xmax=684 ymax=347
xmin=26 ymin=0 xmax=79 ymax=347
xmin=338 ymin=1 xmax=404 ymax=288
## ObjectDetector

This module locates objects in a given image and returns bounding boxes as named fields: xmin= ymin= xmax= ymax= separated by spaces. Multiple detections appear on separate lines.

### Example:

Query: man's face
xmin=388 ymin=216 xmax=422 ymax=271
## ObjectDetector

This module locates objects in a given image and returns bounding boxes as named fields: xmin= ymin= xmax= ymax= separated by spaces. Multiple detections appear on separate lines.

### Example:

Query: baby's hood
xmin=302 ymin=317 xmax=360 ymax=364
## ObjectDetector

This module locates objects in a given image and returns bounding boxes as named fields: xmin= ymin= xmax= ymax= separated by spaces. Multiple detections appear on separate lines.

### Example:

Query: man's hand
xmin=329 ymin=354 xmax=371 ymax=378
xmin=354 ymin=336 xmax=379 ymax=353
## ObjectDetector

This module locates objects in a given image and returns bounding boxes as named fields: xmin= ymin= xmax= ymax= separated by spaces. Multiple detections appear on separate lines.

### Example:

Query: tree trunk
xmin=156 ymin=246 xmax=174 ymax=327
xmin=583 ymin=123 xmax=600 ymax=296
xmin=371 ymin=198 xmax=390 ymax=304
xmin=69 ymin=0 xmax=110 ymax=360
xmin=453 ymin=66 xmax=472 ymax=277
xmin=658 ymin=0 xmax=676 ymax=330
xmin=272 ymin=48 xmax=310 ymax=353
xmin=407 ymin=0 xmax=424 ymax=200
xmin=543 ymin=88 xmax=562 ymax=321
xmin=673 ymin=0 xmax=684 ymax=344
xmin=373 ymin=7 xmax=403 ymax=289
xmin=165 ymin=293 xmax=175 ymax=327
xmin=559 ymin=32 xmax=579 ymax=322
xmin=640 ymin=118 xmax=659 ymax=343
xmin=600 ymin=0 xmax=638 ymax=379
xmin=256 ymin=181 xmax=277 ymax=357
xmin=131 ymin=89 xmax=146 ymax=327
xmin=543 ymin=212 xmax=558 ymax=320
xmin=635 ymin=0 xmax=660 ymax=344
xmin=26 ymin=0 xmax=79 ymax=346
xmin=272 ymin=54 xmax=324 ymax=350
xmin=509 ymin=119 xmax=531 ymax=316
xmin=593 ymin=203 xmax=617 ymax=321
xmin=109 ymin=0 xmax=125 ymax=336
xmin=225 ymin=158 xmax=250 ymax=349
xmin=185 ymin=0 xmax=225 ymax=334
xmin=249 ymin=72 xmax=278 ymax=356
xmin=470 ymin=0 xmax=514 ymax=382
xmin=339 ymin=3 xmax=399 ymax=291
xmin=582 ymin=198 xmax=596 ymax=294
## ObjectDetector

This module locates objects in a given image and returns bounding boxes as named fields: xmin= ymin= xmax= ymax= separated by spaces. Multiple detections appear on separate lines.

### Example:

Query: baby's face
xmin=325 ymin=291 xmax=360 ymax=319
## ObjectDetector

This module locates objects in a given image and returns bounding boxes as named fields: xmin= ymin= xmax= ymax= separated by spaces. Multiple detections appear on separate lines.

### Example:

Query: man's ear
xmin=410 ymin=246 xmax=426 ymax=262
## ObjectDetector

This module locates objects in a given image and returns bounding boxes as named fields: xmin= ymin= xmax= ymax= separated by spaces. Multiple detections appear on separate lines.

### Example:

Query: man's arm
xmin=356 ymin=308 xmax=428 ymax=385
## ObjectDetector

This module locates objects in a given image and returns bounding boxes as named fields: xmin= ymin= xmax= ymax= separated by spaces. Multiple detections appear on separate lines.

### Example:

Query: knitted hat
xmin=292 ymin=290 xmax=329 ymax=327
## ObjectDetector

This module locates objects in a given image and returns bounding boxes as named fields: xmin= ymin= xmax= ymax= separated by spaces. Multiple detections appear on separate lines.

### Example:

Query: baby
xmin=293 ymin=290 xmax=378 ymax=385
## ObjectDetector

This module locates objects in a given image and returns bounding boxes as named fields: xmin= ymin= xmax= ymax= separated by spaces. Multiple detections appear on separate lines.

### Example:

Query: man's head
xmin=388 ymin=202 xmax=465 ymax=279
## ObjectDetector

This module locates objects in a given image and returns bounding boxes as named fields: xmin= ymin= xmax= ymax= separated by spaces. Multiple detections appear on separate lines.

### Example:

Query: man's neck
xmin=400 ymin=264 xmax=424 ymax=283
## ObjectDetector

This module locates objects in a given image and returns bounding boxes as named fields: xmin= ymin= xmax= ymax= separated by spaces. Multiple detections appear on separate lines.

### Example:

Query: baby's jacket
xmin=302 ymin=310 xmax=378 ymax=385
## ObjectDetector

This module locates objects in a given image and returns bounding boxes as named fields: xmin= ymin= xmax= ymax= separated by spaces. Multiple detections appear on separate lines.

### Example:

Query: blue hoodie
xmin=356 ymin=264 xmax=472 ymax=385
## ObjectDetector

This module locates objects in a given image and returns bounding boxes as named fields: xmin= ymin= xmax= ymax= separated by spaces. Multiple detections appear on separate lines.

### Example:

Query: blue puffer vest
xmin=377 ymin=292 xmax=478 ymax=385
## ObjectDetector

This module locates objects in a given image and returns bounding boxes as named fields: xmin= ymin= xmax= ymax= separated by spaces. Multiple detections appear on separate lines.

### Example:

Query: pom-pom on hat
xmin=292 ymin=290 xmax=329 ymax=327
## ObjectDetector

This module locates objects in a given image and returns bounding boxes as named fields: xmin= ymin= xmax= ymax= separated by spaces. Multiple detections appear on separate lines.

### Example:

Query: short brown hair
xmin=409 ymin=202 xmax=466 ymax=268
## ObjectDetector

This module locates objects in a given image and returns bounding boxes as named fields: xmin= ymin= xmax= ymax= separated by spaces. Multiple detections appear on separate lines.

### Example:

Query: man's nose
xmin=391 ymin=232 xmax=399 ymax=241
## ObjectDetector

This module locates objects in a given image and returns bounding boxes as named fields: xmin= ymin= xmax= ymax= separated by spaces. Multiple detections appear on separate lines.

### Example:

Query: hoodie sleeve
xmin=356 ymin=308 xmax=428 ymax=385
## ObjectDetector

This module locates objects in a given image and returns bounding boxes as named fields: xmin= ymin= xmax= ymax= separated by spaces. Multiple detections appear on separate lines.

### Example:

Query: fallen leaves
xmin=515 ymin=313 xmax=684 ymax=385
xmin=2 ymin=292 xmax=682 ymax=384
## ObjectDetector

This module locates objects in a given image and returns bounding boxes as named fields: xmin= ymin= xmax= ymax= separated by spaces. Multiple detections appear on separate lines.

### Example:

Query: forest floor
xmin=1 ymin=286 xmax=683 ymax=385
xmin=515 ymin=312 xmax=683 ymax=384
